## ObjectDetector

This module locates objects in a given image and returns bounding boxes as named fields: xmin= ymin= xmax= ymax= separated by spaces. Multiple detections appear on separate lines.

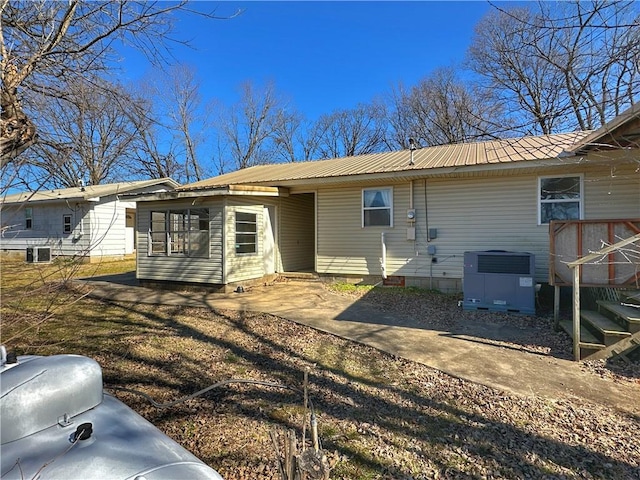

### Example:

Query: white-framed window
xmin=149 ymin=208 xmax=209 ymax=257
xmin=235 ymin=211 xmax=257 ymax=254
xmin=25 ymin=207 xmax=33 ymax=229
xmin=538 ymin=175 xmax=583 ymax=225
xmin=362 ymin=187 xmax=393 ymax=227
xmin=63 ymin=214 xmax=72 ymax=234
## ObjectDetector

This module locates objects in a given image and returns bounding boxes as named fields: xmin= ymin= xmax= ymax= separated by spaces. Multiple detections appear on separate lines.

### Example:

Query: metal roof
xmin=179 ymin=131 xmax=590 ymax=191
xmin=570 ymin=103 xmax=640 ymax=153
xmin=2 ymin=178 xmax=179 ymax=204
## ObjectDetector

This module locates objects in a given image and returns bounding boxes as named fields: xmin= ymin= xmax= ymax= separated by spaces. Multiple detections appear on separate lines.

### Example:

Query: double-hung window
xmin=235 ymin=212 xmax=257 ymax=254
xmin=538 ymin=175 xmax=583 ymax=224
xmin=363 ymin=187 xmax=393 ymax=227
xmin=149 ymin=208 xmax=209 ymax=257
xmin=25 ymin=207 xmax=33 ymax=229
xmin=63 ymin=214 xmax=72 ymax=234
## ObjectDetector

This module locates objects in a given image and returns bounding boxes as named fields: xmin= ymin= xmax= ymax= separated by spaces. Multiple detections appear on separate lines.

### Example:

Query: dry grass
xmin=2 ymin=258 xmax=639 ymax=479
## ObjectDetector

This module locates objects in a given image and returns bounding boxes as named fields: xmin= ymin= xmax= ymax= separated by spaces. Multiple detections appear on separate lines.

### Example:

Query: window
xmin=63 ymin=214 xmax=72 ymax=234
xmin=363 ymin=187 xmax=393 ymax=227
xmin=235 ymin=212 xmax=257 ymax=254
xmin=539 ymin=175 xmax=583 ymax=224
xmin=149 ymin=208 xmax=209 ymax=257
xmin=25 ymin=208 xmax=32 ymax=229
xmin=150 ymin=211 xmax=167 ymax=255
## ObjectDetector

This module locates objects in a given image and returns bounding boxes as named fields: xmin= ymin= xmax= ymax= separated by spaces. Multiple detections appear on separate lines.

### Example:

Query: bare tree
xmin=216 ymin=81 xmax=287 ymax=170
xmin=386 ymin=68 xmax=507 ymax=148
xmin=124 ymin=95 xmax=182 ymax=181
xmin=271 ymin=110 xmax=327 ymax=163
xmin=135 ymin=64 xmax=209 ymax=182
xmin=27 ymin=77 xmax=140 ymax=188
xmin=0 ymin=0 xmax=238 ymax=167
xmin=314 ymin=102 xmax=388 ymax=159
xmin=468 ymin=1 xmax=640 ymax=134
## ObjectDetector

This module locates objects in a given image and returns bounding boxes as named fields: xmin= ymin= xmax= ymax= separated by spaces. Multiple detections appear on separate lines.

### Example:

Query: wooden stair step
xmin=580 ymin=310 xmax=630 ymax=336
xmin=620 ymin=290 xmax=640 ymax=305
xmin=597 ymin=300 xmax=640 ymax=333
xmin=558 ymin=320 xmax=604 ymax=347
xmin=585 ymin=330 xmax=640 ymax=361
xmin=597 ymin=300 xmax=640 ymax=322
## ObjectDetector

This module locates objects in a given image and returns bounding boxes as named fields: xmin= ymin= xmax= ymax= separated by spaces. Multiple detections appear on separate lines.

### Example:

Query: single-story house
xmin=1 ymin=179 xmax=179 ymax=262
xmin=134 ymin=106 xmax=639 ymax=293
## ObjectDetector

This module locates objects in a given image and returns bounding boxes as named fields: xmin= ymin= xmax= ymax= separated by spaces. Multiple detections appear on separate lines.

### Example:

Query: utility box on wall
xmin=463 ymin=251 xmax=535 ymax=314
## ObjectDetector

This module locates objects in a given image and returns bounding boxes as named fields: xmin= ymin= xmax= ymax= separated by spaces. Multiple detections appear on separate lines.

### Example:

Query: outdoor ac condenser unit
xmin=26 ymin=246 xmax=51 ymax=263
xmin=463 ymin=251 xmax=535 ymax=314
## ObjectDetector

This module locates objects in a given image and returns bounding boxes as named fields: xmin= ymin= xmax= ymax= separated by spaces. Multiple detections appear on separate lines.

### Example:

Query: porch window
xmin=25 ymin=207 xmax=32 ymax=229
xmin=538 ymin=175 xmax=583 ymax=224
xmin=363 ymin=187 xmax=393 ymax=227
xmin=235 ymin=212 xmax=257 ymax=254
xmin=150 ymin=211 xmax=167 ymax=255
xmin=149 ymin=208 xmax=209 ymax=257
xmin=63 ymin=214 xmax=72 ymax=234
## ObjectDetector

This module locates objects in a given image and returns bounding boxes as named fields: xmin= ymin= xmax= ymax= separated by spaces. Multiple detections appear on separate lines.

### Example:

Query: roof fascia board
xmin=1 ymin=196 xmax=88 ymax=206
xmin=135 ymin=186 xmax=288 ymax=202
xmin=570 ymin=103 xmax=640 ymax=153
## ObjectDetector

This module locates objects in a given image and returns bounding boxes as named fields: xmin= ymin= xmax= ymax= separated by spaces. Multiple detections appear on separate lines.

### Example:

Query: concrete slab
xmin=77 ymin=275 xmax=640 ymax=417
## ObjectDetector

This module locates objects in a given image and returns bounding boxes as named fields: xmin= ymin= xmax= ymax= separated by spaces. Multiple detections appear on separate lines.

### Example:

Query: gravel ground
xmin=98 ymin=287 xmax=640 ymax=479
xmin=8 ymin=281 xmax=639 ymax=479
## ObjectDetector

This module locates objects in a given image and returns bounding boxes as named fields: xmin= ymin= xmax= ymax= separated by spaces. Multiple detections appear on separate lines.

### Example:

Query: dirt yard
xmin=3 ymin=273 xmax=639 ymax=479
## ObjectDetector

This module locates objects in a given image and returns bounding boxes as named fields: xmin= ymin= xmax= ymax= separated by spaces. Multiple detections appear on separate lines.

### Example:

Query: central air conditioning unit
xmin=26 ymin=246 xmax=52 ymax=264
xmin=463 ymin=250 xmax=535 ymax=314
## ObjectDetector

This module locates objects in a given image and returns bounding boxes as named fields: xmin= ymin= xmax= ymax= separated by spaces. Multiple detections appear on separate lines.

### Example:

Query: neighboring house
xmin=1 ymin=179 xmax=179 ymax=262
xmin=135 ymin=106 xmax=639 ymax=293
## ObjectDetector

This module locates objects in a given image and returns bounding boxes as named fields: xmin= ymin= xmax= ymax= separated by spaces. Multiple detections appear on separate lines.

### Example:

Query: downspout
xmin=381 ymin=232 xmax=387 ymax=279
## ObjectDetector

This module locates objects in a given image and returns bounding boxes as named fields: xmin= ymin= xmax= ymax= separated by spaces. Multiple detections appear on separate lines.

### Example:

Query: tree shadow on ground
xmin=20 ymin=297 xmax=637 ymax=479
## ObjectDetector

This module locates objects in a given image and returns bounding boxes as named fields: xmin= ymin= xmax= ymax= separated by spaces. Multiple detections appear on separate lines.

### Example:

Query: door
xmin=125 ymin=209 xmax=136 ymax=254
xmin=263 ymin=206 xmax=276 ymax=274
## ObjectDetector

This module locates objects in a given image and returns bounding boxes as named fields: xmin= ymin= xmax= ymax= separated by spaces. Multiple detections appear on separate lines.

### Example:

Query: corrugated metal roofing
xmin=570 ymin=102 xmax=640 ymax=152
xmin=180 ymin=131 xmax=590 ymax=191
xmin=2 ymin=178 xmax=179 ymax=204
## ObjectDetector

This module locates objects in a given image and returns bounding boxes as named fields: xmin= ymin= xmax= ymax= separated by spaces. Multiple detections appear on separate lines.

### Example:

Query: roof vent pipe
xmin=409 ymin=138 xmax=416 ymax=166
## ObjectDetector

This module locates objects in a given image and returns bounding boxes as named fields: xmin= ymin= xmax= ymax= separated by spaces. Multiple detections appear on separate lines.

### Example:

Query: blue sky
xmin=119 ymin=1 xmax=495 ymax=120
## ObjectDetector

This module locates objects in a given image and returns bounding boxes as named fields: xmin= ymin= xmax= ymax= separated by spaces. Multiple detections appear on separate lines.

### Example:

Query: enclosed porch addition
xmin=136 ymin=186 xmax=315 ymax=291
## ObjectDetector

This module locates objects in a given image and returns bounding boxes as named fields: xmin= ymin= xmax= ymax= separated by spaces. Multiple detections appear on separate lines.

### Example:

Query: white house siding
xmin=279 ymin=193 xmax=315 ymax=272
xmin=136 ymin=199 xmax=224 ymax=284
xmin=88 ymin=200 xmax=132 ymax=257
xmin=316 ymin=165 xmax=638 ymax=289
xmin=0 ymin=202 xmax=90 ymax=257
xmin=224 ymin=199 xmax=267 ymax=284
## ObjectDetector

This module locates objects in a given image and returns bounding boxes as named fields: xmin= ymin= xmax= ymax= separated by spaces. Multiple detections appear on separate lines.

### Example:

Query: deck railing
xmin=566 ymin=233 xmax=640 ymax=360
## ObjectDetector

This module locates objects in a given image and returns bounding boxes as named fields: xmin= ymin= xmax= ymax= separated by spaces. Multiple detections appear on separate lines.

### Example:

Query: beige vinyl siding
xmin=425 ymin=175 xmax=548 ymax=281
xmin=317 ymin=166 xmax=639 ymax=284
xmin=583 ymin=164 xmax=639 ymax=219
xmin=279 ymin=193 xmax=315 ymax=272
xmin=317 ymin=183 xmax=427 ymax=277
xmin=224 ymin=199 xmax=265 ymax=283
xmin=136 ymin=199 xmax=224 ymax=284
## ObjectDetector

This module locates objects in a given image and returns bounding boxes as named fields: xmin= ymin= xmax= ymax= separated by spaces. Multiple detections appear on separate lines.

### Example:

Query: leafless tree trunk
xmin=26 ymin=77 xmax=140 ymax=188
xmin=217 ymin=81 xmax=287 ymax=169
xmin=0 ymin=0 xmax=239 ymax=167
xmin=314 ymin=102 xmax=388 ymax=159
xmin=386 ymin=68 xmax=507 ymax=148
xmin=468 ymin=1 xmax=640 ymax=134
